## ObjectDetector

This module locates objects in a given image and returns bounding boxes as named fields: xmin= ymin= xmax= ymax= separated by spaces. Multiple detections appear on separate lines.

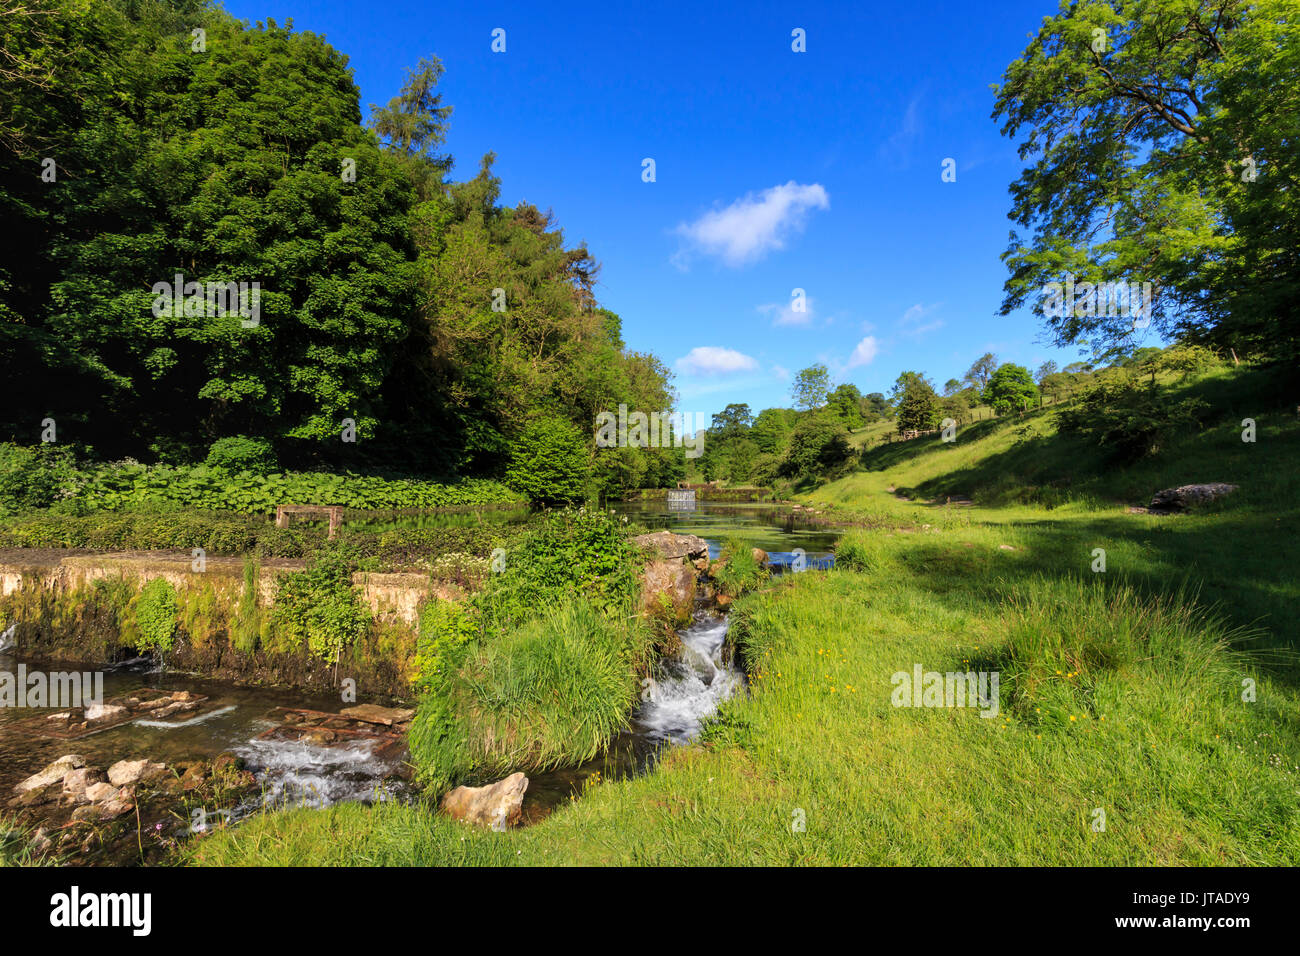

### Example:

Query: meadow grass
xmin=187 ymin=531 xmax=1300 ymax=866
xmin=184 ymin=365 xmax=1300 ymax=866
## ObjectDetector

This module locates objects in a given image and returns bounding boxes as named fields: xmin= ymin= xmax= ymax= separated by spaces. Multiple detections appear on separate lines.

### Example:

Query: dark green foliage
xmin=1056 ymin=378 xmax=1209 ymax=462
xmin=780 ymin=413 xmax=853 ymax=482
xmin=0 ymin=443 xmax=79 ymax=515
xmin=894 ymin=373 xmax=941 ymax=433
xmin=993 ymin=0 xmax=1300 ymax=361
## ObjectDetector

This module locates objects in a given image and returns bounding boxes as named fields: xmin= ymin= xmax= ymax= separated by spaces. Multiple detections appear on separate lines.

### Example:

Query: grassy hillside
xmin=812 ymin=365 xmax=1300 ymax=657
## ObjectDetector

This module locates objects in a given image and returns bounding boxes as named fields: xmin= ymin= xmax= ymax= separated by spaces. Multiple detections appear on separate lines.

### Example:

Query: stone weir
xmin=0 ymin=550 xmax=460 ymax=698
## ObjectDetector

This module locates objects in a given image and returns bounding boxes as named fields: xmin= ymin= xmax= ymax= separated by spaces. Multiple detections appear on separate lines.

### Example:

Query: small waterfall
xmin=638 ymin=613 xmax=742 ymax=744
xmin=666 ymin=488 xmax=696 ymax=511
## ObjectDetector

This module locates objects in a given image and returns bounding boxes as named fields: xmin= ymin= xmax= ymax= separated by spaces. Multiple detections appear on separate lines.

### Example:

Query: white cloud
xmin=847 ymin=336 xmax=880 ymax=368
xmin=675 ymin=346 xmax=760 ymax=376
xmin=758 ymin=298 xmax=815 ymax=327
xmin=899 ymin=302 xmax=944 ymax=337
xmin=772 ymin=364 xmax=790 ymax=380
xmin=674 ymin=182 xmax=829 ymax=267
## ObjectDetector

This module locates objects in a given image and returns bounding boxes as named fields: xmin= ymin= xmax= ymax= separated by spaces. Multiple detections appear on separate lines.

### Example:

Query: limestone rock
xmin=85 ymin=702 xmax=127 ymax=723
xmin=61 ymin=767 xmax=107 ymax=802
xmin=641 ymin=560 xmax=697 ymax=625
xmin=83 ymin=781 xmax=117 ymax=803
xmin=632 ymin=531 xmax=709 ymax=562
xmin=1148 ymin=483 xmax=1238 ymax=513
xmin=13 ymin=754 xmax=84 ymax=793
xmin=440 ymin=772 xmax=528 ymax=830
xmin=107 ymin=758 xmax=166 ymax=787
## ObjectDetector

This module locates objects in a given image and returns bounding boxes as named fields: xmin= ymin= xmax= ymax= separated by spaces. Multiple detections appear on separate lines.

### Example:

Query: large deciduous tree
xmin=993 ymin=0 xmax=1299 ymax=363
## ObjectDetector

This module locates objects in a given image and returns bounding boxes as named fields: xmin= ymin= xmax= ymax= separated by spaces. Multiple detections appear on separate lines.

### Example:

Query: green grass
xmin=408 ymin=598 xmax=655 ymax=791
xmin=183 ymin=363 xmax=1300 ymax=866
xmin=186 ymin=549 xmax=1300 ymax=865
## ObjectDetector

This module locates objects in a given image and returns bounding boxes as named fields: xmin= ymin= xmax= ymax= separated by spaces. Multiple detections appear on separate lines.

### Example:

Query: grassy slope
xmin=185 ymin=365 xmax=1300 ymax=866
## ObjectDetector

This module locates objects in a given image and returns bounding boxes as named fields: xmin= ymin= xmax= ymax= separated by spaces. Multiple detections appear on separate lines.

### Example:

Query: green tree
xmin=983 ymin=364 xmax=1038 ymax=415
xmin=790 ymin=364 xmax=831 ymax=411
xmin=826 ymin=384 xmax=866 ymax=429
xmin=993 ymin=0 xmax=1300 ymax=362
xmin=894 ymin=373 xmax=941 ymax=433
xmin=963 ymin=353 xmax=998 ymax=393
xmin=780 ymin=412 xmax=852 ymax=482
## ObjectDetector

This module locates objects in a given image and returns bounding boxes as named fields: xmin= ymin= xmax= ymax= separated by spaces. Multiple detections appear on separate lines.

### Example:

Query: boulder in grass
xmin=1148 ymin=483 xmax=1238 ymax=513
xmin=440 ymin=773 xmax=528 ymax=831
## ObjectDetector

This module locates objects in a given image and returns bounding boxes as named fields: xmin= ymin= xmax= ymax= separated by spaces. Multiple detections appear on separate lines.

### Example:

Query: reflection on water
xmin=610 ymin=499 xmax=840 ymax=561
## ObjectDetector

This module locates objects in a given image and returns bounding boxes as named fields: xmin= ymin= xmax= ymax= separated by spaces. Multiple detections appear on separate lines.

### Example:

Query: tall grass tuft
xmin=408 ymin=598 xmax=653 ymax=792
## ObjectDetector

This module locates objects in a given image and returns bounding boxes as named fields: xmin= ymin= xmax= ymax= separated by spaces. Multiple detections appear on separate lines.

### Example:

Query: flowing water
xmin=1 ymin=499 xmax=839 ymax=827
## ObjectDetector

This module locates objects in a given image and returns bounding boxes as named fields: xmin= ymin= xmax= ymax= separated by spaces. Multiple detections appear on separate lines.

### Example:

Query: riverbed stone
xmin=440 ymin=772 xmax=528 ymax=830
xmin=341 ymin=703 xmax=415 ymax=727
xmin=633 ymin=531 xmax=709 ymax=562
xmin=61 ymin=767 xmax=107 ymax=802
xmin=13 ymin=754 xmax=84 ymax=793
xmin=107 ymin=758 xmax=167 ymax=787
xmin=85 ymin=702 xmax=128 ymax=723
xmin=83 ymin=781 xmax=117 ymax=803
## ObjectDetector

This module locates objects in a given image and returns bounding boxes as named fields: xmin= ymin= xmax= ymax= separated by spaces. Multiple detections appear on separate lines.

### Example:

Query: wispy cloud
xmin=898 ymin=302 xmax=944 ymax=337
xmin=758 ymin=297 xmax=815 ymax=327
xmin=847 ymin=336 xmax=881 ymax=368
xmin=675 ymin=346 xmax=760 ymax=376
xmin=673 ymin=182 xmax=829 ymax=268
xmin=879 ymin=91 xmax=924 ymax=168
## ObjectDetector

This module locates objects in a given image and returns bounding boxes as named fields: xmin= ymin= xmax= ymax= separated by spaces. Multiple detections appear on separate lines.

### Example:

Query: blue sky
xmin=219 ymin=0 xmax=1142 ymax=422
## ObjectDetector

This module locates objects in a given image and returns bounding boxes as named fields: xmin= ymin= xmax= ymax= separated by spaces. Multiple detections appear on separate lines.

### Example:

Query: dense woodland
xmin=0 ymin=0 xmax=679 ymax=496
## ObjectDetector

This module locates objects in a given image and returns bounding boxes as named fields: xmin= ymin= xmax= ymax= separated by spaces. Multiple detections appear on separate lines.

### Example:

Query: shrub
xmin=270 ymin=549 xmax=371 ymax=661
xmin=504 ymin=416 xmax=590 ymax=506
xmin=205 ymin=436 xmax=277 ymax=475
xmin=0 ymin=443 xmax=80 ymax=515
xmin=1056 ymin=380 xmax=1209 ymax=461
xmin=479 ymin=508 xmax=641 ymax=631
xmin=134 ymin=578 xmax=179 ymax=653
